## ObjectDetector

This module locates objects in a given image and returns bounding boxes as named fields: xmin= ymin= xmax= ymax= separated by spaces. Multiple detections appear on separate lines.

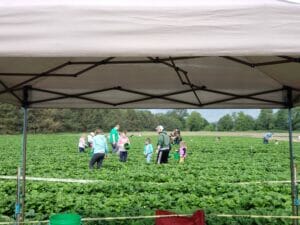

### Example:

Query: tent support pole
xmin=287 ymin=87 xmax=299 ymax=225
xmin=288 ymin=107 xmax=299 ymax=225
xmin=20 ymin=86 xmax=29 ymax=223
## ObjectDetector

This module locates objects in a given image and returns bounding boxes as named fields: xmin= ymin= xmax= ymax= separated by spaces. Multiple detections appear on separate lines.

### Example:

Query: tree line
xmin=0 ymin=103 xmax=300 ymax=134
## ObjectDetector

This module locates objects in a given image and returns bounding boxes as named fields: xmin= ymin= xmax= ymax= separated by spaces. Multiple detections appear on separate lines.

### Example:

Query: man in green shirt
xmin=156 ymin=125 xmax=171 ymax=164
xmin=109 ymin=124 xmax=120 ymax=153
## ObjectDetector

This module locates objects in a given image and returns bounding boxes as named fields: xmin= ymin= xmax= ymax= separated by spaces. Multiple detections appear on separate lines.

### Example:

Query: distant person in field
xmin=170 ymin=128 xmax=182 ymax=145
xmin=263 ymin=132 xmax=273 ymax=144
xmin=179 ymin=141 xmax=187 ymax=163
xmin=144 ymin=138 xmax=154 ymax=163
xmin=89 ymin=129 xmax=108 ymax=169
xmin=110 ymin=124 xmax=120 ymax=153
xmin=87 ymin=132 xmax=95 ymax=148
xmin=117 ymin=130 xmax=130 ymax=162
xmin=156 ymin=125 xmax=171 ymax=164
xmin=78 ymin=134 xmax=87 ymax=153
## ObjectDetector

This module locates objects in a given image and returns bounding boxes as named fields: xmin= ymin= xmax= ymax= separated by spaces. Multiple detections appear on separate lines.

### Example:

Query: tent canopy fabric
xmin=0 ymin=0 xmax=300 ymax=109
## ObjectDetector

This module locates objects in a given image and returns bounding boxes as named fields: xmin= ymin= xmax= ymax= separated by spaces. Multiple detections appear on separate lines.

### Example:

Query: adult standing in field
xmin=89 ymin=129 xmax=108 ymax=169
xmin=156 ymin=125 xmax=171 ymax=164
xmin=110 ymin=124 xmax=120 ymax=153
xmin=263 ymin=132 xmax=273 ymax=144
xmin=170 ymin=128 xmax=182 ymax=145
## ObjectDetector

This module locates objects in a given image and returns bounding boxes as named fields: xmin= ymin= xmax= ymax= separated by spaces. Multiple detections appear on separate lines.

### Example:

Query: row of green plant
xmin=0 ymin=134 xmax=298 ymax=224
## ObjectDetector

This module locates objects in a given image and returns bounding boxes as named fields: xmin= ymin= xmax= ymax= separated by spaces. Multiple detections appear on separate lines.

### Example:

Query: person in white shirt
xmin=78 ymin=134 xmax=87 ymax=153
xmin=87 ymin=132 xmax=95 ymax=147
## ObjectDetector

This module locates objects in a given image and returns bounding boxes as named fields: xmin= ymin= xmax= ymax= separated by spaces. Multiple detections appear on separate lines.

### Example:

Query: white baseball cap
xmin=156 ymin=125 xmax=164 ymax=131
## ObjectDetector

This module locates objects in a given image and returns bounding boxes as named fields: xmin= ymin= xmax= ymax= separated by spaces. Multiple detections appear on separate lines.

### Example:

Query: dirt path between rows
xmin=132 ymin=131 xmax=300 ymax=142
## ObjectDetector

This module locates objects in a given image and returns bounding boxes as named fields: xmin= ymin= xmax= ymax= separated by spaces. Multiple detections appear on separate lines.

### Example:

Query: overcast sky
xmin=149 ymin=109 xmax=261 ymax=123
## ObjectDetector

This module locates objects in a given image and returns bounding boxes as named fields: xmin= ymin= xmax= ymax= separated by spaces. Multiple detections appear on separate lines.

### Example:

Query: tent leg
xmin=20 ymin=106 xmax=28 ymax=222
xmin=15 ymin=167 xmax=21 ymax=225
xmin=288 ymin=107 xmax=299 ymax=225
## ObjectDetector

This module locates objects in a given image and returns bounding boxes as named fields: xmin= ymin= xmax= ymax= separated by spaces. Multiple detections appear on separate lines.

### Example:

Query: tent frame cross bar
xmin=147 ymin=56 xmax=285 ymax=106
xmin=199 ymin=88 xmax=284 ymax=107
xmin=73 ymin=57 xmax=115 ymax=77
xmin=28 ymin=86 xmax=205 ymax=108
xmin=169 ymin=57 xmax=203 ymax=105
xmin=0 ymin=56 xmax=298 ymax=81
xmin=0 ymin=80 xmax=22 ymax=103
xmin=0 ymin=55 xmax=299 ymax=100
xmin=115 ymin=87 xmax=206 ymax=106
xmin=25 ymin=86 xmax=285 ymax=108
xmin=189 ymin=83 xmax=285 ymax=106
xmin=223 ymin=56 xmax=300 ymax=68
xmin=0 ymin=55 xmax=298 ymax=80
xmin=0 ymin=57 xmax=203 ymax=78
xmin=29 ymin=87 xmax=117 ymax=106
xmin=70 ymin=56 xmax=203 ymax=65
xmin=115 ymin=87 xmax=201 ymax=107
xmin=279 ymin=56 xmax=300 ymax=63
xmin=0 ymin=62 xmax=71 ymax=96
xmin=0 ymin=73 xmax=75 ymax=77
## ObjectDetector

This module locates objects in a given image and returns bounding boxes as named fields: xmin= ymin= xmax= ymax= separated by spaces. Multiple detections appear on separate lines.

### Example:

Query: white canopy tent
xmin=0 ymin=0 xmax=300 ymax=224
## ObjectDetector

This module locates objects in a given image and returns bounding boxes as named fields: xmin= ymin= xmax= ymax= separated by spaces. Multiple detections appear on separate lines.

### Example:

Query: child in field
xmin=117 ymin=131 xmax=130 ymax=162
xmin=144 ymin=138 xmax=153 ymax=163
xmin=87 ymin=132 xmax=95 ymax=148
xmin=78 ymin=134 xmax=87 ymax=153
xmin=179 ymin=141 xmax=187 ymax=163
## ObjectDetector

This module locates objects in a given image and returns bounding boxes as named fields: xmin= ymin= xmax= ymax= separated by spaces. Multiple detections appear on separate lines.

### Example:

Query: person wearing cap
xmin=89 ymin=129 xmax=108 ymax=169
xmin=156 ymin=125 xmax=171 ymax=164
xmin=109 ymin=124 xmax=120 ymax=153
xmin=263 ymin=132 xmax=273 ymax=144
xmin=78 ymin=134 xmax=87 ymax=153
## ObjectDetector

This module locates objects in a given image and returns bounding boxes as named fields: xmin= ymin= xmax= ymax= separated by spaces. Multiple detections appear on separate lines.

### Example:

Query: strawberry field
xmin=0 ymin=134 xmax=299 ymax=224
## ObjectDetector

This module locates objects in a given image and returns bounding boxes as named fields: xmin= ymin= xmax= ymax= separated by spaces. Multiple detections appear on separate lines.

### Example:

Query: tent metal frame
xmin=1 ymin=56 xmax=298 ymax=108
xmin=0 ymin=56 xmax=298 ymax=224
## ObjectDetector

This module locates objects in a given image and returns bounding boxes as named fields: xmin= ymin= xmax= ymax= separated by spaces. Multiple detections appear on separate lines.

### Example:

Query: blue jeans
xmin=146 ymin=154 xmax=152 ymax=163
xmin=111 ymin=143 xmax=118 ymax=153
xmin=89 ymin=153 xmax=105 ymax=169
xmin=119 ymin=151 xmax=128 ymax=162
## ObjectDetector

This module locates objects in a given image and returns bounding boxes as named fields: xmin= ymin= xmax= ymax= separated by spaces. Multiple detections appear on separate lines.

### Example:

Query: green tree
xmin=234 ymin=112 xmax=255 ymax=131
xmin=156 ymin=113 xmax=183 ymax=131
xmin=292 ymin=108 xmax=300 ymax=130
xmin=217 ymin=114 xmax=234 ymax=131
xmin=165 ymin=109 xmax=188 ymax=130
xmin=0 ymin=103 xmax=22 ymax=134
xmin=255 ymin=109 xmax=274 ymax=130
xmin=186 ymin=111 xmax=208 ymax=131
xmin=203 ymin=123 xmax=216 ymax=131
xmin=273 ymin=109 xmax=288 ymax=130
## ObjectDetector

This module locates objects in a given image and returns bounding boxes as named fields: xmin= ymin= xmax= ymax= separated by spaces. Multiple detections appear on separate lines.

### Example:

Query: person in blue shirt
xmin=263 ymin=132 xmax=273 ymax=144
xmin=89 ymin=129 xmax=108 ymax=169
xmin=144 ymin=138 xmax=153 ymax=163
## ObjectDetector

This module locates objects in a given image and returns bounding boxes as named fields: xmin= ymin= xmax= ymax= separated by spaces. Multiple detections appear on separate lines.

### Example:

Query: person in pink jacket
xmin=117 ymin=131 xmax=130 ymax=162
xmin=179 ymin=141 xmax=187 ymax=163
